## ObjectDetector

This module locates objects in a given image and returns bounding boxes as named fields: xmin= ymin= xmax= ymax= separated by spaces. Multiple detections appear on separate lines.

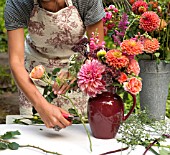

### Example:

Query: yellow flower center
xmin=113 ymin=51 xmax=122 ymax=58
xmin=128 ymin=40 xmax=136 ymax=47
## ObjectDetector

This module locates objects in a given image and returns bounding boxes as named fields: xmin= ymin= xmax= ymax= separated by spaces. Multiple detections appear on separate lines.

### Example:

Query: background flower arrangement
xmin=103 ymin=0 xmax=170 ymax=62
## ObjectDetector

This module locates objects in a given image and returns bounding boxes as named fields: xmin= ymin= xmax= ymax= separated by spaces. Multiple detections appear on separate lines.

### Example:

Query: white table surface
xmin=0 ymin=115 xmax=169 ymax=155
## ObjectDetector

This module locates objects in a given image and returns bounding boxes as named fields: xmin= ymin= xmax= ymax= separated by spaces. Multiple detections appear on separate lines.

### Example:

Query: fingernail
xmin=58 ymin=91 xmax=61 ymax=94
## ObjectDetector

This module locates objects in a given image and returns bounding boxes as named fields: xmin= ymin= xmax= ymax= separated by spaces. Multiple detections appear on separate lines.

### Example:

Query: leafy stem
xmin=123 ymin=17 xmax=139 ymax=40
xmin=62 ymin=94 xmax=93 ymax=152
xmin=0 ymin=132 xmax=61 ymax=154
xmin=19 ymin=144 xmax=61 ymax=155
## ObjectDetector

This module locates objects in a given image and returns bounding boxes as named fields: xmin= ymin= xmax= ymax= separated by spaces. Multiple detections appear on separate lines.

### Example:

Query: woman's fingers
xmin=52 ymin=71 xmax=76 ymax=95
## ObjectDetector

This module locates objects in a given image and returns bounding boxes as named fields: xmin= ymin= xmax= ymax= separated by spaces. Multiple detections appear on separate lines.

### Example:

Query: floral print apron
xmin=19 ymin=0 xmax=88 ymax=115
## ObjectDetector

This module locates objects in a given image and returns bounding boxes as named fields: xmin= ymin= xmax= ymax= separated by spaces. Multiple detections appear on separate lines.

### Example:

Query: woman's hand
xmin=52 ymin=71 xmax=76 ymax=95
xmin=36 ymin=101 xmax=72 ymax=129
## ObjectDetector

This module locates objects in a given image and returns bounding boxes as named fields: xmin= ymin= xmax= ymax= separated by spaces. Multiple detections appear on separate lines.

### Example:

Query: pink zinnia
xmin=106 ymin=49 xmax=129 ymax=69
xmin=121 ymin=39 xmax=143 ymax=55
xmin=30 ymin=65 xmax=45 ymax=79
xmin=127 ymin=59 xmax=140 ymax=76
xmin=139 ymin=11 xmax=160 ymax=32
xmin=143 ymin=38 xmax=160 ymax=53
xmin=123 ymin=77 xmax=142 ymax=95
xmin=77 ymin=60 xmax=106 ymax=97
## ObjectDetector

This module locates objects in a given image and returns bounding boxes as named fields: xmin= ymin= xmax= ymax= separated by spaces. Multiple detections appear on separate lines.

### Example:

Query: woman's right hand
xmin=36 ymin=101 xmax=72 ymax=129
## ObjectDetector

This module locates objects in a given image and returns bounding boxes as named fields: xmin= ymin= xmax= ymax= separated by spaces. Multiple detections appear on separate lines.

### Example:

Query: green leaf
xmin=49 ymin=92 xmax=57 ymax=99
xmin=8 ymin=142 xmax=19 ymax=150
xmin=52 ymin=68 xmax=61 ymax=75
xmin=45 ymin=95 xmax=53 ymax=103
xmin=0 ymin=142 xmax=7 ymax=150
xmin=1 ymin=131 xmax=21 ymax=139
xmin=43 ymin=86 xmax=49 ymax=96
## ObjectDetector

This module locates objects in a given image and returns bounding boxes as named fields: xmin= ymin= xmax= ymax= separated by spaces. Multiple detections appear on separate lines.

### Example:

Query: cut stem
xmin=63 ymin=94 xmax=93 ymax=152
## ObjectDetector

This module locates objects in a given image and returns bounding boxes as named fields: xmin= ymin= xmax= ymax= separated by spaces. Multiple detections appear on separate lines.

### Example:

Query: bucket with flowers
xmin=102 ymin=0 xmax=170 ymax=120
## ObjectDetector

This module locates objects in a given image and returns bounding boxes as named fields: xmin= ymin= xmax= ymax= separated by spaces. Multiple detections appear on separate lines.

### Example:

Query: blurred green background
xmin=0 ymin=0 xmax=169 ymax=119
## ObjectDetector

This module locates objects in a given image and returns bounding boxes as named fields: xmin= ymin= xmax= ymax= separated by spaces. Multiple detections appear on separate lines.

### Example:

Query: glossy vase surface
xmin=87 ymin=91 xmax=136 ymax=139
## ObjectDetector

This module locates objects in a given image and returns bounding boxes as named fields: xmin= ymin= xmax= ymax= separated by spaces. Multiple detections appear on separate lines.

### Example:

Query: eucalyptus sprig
xmin=117 ymin=111 xmax=170 ymax=155
xmin=0 ymin=130 xmax=61 ymax=154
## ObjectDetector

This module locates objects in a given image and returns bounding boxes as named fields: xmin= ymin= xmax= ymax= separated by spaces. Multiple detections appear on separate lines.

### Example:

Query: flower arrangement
xmin=72 ymin=32 xmax=142 ymax=97
xmin=103 ymin=0 xmax=170 ymax=62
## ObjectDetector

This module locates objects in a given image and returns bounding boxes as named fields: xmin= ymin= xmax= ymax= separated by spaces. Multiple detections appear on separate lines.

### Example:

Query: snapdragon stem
xmin=62 ymin=94 xmax=93 ymax=152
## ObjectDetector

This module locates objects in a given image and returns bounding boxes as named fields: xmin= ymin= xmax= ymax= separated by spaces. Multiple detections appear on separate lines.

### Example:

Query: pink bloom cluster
xmin=102 ymin=5 xmax=119 ymax=35
xmin=139 ymin=11 xmax=160 ymax=32
xmin=77 ymin=34 xmax=142 ymax=96
xmin=77 ymin=60 xmax=106 ymax=97
xmin=89 ymin=32 xmax=105 ymax=51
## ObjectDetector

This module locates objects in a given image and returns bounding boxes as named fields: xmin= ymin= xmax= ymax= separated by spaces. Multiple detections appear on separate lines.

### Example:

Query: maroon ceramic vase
xmin=87 ymin=91 xmax=136 ymax=139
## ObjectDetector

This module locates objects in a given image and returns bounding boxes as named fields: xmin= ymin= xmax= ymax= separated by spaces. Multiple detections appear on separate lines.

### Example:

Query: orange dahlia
xmin=106 ymin=49 xmax=129 ymax=69
xmin=139 ymin=11 xmax=160 ymax=32
xmin=132 ymin=0 xmax=148 ymax=14
xmin=143 ymin=38 xmax=160 ymax=53
xmin=120 ymin=39 xmax=143 ymax=55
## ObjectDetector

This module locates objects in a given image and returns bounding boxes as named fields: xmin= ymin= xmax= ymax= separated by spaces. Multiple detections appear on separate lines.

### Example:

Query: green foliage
xmin=0 ymin=130 xmax=61 ymax=154
xmin=0 ymin=142 xmax=7 ymax=150
xmin=8 ymin=142 xmax=19 ymax=150
xmin=117 ymin=111 xmax=170 ymax=154
xmin=0 ymin=65 xmax=17 ymax=94
xmin=0 ymin=130 xmax=20 ymax=151
xmin=1 ymin=130 xmax=20 ymax=140
xmin=0 ymin=0 xmax=7 ymax=53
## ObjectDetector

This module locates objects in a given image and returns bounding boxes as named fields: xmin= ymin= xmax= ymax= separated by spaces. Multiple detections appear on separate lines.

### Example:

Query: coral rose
xmin=127 ymin=59 xmax=140 ymax=76
xmin=123 ymin=77 xmax=142 ymax=95
xmin=30 ymin=65 xmax=45 ymax=79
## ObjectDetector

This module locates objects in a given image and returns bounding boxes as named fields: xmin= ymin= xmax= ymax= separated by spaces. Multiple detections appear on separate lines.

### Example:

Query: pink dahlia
xmin=77 ymin=59 xmax=106 ymax=97
xmin=121 ymin=39 xmax=143 ymax=55
xmin=127 ymin=59 xmax=140 ymax=76
xmin=139 ymin=11 xmax=160 ymax=32
xmin=106 ymin=49 xmax=129 ymax=69
xmin=123 ymin=77 xmax=142 ymax=95
xmin=143 ymin=38 xmax=160 ymax=53
xmin=30 ymin=65 xmax=45 ymax=79
xmin=132 ymin=0 xmax=148 ymax=14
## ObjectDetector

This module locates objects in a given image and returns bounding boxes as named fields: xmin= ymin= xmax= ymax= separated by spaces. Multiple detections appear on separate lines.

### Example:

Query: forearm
xmin=9 ymin=61 xmax=47 ymax=110
xmin=86 ymin=19 xmax=104 ymax=44
xmin=7 ymin=28 xmax=48 ymax=111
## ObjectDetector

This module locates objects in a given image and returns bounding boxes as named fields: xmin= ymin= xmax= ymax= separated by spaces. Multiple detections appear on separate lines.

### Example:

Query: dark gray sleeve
xmin=83 ymin=0 xmax=105 ymax=26
xmin=4 ymin=0 xmax=33 ymax=30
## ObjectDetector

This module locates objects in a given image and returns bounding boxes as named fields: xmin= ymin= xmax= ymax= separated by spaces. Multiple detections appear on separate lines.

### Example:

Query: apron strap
xmin=65 ymin=0 xmax=73 ymax=6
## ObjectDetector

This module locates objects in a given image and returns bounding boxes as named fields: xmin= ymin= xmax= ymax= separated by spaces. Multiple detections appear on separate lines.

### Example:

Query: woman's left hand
xmin=52 ymin=71 xmax=76 ymax=95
